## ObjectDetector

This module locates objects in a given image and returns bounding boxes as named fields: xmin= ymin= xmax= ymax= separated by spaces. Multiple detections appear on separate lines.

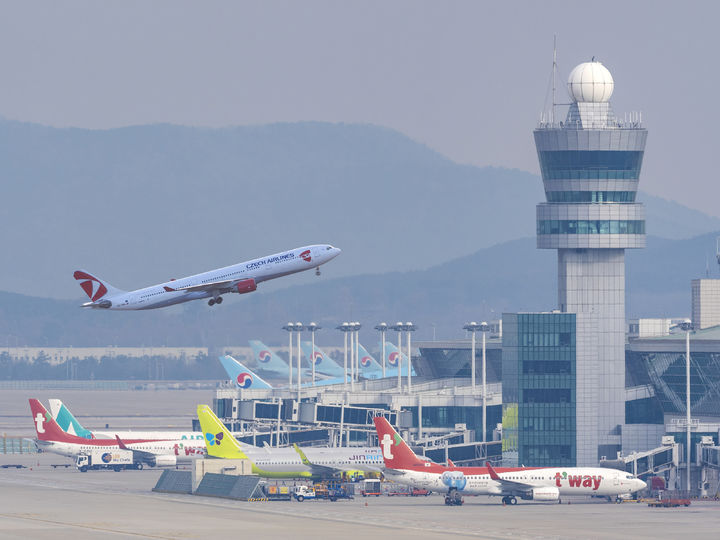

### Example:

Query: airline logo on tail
xmin=388 ymin=351 xmax=400 ymax=367
xmin=205 ymin=432 xmax=224 ymax=446
xmin=312 ymin=351 xmax=323 ymax=365
xmin=34 ymin=411 xmax=51 ymax=434
xmin=258 ymin=350 xmax=272 ymax=363
xmin=360 ymin=355 xmax=372 ymax=367
xmin=236 ymin=372 xmax=253 ymax=388
xmin=380 ymin=434 xmax=395 ymax=459
xmin=73 ymin=271 xmax=108 ymax=301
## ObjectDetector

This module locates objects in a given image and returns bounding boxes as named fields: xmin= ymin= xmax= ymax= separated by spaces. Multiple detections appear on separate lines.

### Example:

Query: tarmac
xmin=1 ymin=454 xmax=720 ymax=540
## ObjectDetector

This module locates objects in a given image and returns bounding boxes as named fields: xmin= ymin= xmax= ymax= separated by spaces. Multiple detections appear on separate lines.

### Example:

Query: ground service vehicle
xmin=361 ymin=479 xmax=382 ymax=497
xmin=76 ymin=450 xmax=135 ymax=472
xmin=293 ymin=485 xmax=317 ymax=502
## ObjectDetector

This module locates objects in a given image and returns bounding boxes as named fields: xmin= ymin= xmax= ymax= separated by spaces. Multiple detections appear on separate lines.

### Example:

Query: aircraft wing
xmin=115 ymin=435 xmax=158 ymax=465
xmin=486 ymin=461 xmax=535 ymax=491
xmin=163 ymin=280 xmax=235 ymax=293
xmin=292 ymin=444 xmax=341 ymax=477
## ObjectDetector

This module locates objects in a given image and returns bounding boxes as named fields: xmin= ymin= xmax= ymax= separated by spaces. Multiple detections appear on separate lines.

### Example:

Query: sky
xmin=1 ymin=1 xmax=718 ymax=216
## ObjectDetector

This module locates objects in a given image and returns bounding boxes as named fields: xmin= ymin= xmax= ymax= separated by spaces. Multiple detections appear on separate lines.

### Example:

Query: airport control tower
xmin=534 ymin=61 xmax=647 ymax=465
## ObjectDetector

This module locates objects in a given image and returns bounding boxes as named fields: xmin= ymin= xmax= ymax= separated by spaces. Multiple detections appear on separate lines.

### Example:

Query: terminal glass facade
xmin=502 ymin=313 xmax=577 ymax=467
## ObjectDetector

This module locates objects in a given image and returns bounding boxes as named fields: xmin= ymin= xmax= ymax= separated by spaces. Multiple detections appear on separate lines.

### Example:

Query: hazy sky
xmin=1 ymin=1 xmax=718 ymax=216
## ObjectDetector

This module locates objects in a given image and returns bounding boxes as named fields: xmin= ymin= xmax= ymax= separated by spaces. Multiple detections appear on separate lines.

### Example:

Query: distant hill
xmin=0 ymin=119 xmax=717 ymax=300
xmin=2 ymin=232 xmax=717 ymax=347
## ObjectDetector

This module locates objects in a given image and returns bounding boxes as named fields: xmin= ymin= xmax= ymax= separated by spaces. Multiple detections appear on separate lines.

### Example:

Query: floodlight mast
xmin=392 ymin=322 xmax=405 ymax=391
xmin=295 ymin=322 xmax=303 ymax=402
xmin=306 ymin=322 xmax=321 ymax=386
xmin=282 ymin=323 xmax=295 ymax=388
xmin=405 ymin=322 xmax=416 ymax=393
xmin=680 ymin=319 xmax=693 ymax=493
xmin=374 ymin=322 xmax=388 ymax=378
xmin=336 ymin=322 xmax=351 ymax=390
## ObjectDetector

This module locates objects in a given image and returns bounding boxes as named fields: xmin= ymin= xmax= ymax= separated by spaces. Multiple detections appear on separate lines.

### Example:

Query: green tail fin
xmin=196 ymin=404 xmax=249 ymax=460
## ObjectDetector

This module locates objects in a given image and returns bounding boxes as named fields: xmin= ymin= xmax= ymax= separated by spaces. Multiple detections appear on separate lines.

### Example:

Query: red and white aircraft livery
xmin=373 ymin=417 xmax=645 ymax=506
xmin=29 ymin=399 xmax=205 ymax=468
xmin=75 ymin=244 xmax=341 ymax=309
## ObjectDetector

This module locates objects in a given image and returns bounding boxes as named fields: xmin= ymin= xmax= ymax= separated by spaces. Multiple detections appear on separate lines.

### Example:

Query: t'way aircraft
xmin=75 ymin=244 xmax=341 ymax=309
xmin=373 ymin=417 xmax=645 ymax=506
xmin=29 ymin=399 xmax=206 ymax=468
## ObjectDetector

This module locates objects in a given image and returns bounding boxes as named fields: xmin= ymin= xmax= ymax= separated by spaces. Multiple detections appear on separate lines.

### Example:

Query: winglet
xmin=485 ymin=461 xmax=500 ymax=481
xmin=293 ymin=443 xmax=312 ymax=467
xmin=115 ymin=435 xmax=129 ymax=450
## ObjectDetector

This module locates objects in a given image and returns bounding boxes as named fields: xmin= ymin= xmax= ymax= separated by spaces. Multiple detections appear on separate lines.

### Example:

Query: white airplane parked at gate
xmin=75 ymin=244 xmax=341 ymax=309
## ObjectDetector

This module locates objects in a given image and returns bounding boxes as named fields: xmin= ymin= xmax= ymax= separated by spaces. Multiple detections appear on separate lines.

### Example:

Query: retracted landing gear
xmin=444 ymin=489 xmax=464 ymax=506
xmin=208 ymin=296 xmax=223 ymax=306
xmin=501 ymin=495 xmax=517 ymax=505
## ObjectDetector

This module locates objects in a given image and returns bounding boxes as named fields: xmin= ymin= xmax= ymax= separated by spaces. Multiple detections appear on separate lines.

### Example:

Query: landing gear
xmin=501 ymin=496 xmax=517 ymax=505
xmin=208 ymin=296 xmax=223 ymax=306
xmin=444 ymin=489 xmax=464 ymax=506
xmin=315 ymin=267 xmax=321 ymax=276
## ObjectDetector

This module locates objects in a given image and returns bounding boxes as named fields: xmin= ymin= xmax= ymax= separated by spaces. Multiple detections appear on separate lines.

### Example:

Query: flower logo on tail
xmin=205 ymin=432 xmax=224 ymax=446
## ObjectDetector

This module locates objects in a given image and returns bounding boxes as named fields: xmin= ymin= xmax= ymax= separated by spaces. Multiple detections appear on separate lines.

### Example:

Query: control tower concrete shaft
xmin=534 ymin=61 xmax=647 ymax=465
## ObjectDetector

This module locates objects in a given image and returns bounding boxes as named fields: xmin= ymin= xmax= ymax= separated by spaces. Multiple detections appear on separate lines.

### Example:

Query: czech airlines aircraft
xmin=29 ymin=399 xmax=206 ymax=467
xmin=197 ymin=404 xmax=383 ymax=478
xmin=75 ymin=244 xmax=341 ymax=309
xmin=373 ymin=417 xmax=645 ymax=506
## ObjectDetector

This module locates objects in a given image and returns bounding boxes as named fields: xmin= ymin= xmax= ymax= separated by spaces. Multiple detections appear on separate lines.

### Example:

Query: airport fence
xmin=1 ymin=434 xmax=37 ymax=454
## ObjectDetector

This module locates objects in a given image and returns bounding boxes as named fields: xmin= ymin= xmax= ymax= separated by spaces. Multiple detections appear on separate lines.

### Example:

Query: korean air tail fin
xmin=372 ymin=416 xmax=425 ymax=470
xmin=384 ymin=342 xmax=416 ymax=376
xmin=196 ymin=404 xmax=251 ymax=460
xmin=248 ymin=340 xmax=290 ymax=375
xmin=218 ymin=356 xmax=273 ymax=389
xmin=73 ymin=269 xmax=125 ymax=301
xmin=48 ymin=399 xmax=94 ymax=439
xmin=357 ymin=343 xmax=382 ymax=375
xmin=300 ymin=341 xmax=344 ymax=377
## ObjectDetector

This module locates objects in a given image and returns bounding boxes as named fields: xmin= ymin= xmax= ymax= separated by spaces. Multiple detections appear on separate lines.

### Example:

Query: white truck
xmin=76 ymin=449 xmax=136 ymax=472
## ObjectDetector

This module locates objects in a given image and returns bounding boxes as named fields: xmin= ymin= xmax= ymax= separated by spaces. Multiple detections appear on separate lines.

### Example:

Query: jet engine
xmin=441 ymin=470 xmax=467 ymax=490
xmin=151 ymin=455 xmax=178 ymax=467
xmin=524 ymin=486 xmax=560 ymax=501
xmin=236 ymin=279 xmax=257 ymax=294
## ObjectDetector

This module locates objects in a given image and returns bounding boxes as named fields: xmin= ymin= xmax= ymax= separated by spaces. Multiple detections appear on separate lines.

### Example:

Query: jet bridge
xmin=603 ymin=437 xmax=680 ymax=488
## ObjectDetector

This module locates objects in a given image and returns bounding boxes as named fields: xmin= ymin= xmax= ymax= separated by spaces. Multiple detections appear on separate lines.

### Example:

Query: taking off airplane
xmin=373 ymin=417 xmax=645 ymax=506
xmin=74 ymin=244 xmax=340 ymax=309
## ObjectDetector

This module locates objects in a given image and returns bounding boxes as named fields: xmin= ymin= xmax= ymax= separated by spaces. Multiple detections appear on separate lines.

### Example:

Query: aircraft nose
xmin=635 ymin=478 xmax=646 ymax=490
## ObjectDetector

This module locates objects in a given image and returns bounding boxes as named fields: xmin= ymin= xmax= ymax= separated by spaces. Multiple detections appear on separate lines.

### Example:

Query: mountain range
xmin=1 ymin=119 xmax=718 ymax=300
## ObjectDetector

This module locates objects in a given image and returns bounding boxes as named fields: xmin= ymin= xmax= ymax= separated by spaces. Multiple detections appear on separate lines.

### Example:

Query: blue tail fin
xmin=219 ymin=355 xmax=273 ymax=389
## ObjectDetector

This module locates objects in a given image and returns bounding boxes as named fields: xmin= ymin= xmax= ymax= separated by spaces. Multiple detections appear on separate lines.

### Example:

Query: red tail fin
xmin=485 ymin=461 xmax=501 ymax=481
xmin=373 ymin=416 xmax=424 ymax=469
xmin=115 ymin=435 xmax=129 ymax=449
xmin=29 ymin=399 xmax=81 ymax=442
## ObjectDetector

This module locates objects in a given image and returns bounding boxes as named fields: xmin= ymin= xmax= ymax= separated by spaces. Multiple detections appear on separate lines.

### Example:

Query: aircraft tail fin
xmin=196 ymin=404 xmax=250 ymax=460
xmin=219 ymin=355 xmax=273 ymax=389
xmin=48 ymin=399 xmax=94 ymax=439
xmin=73 ymin=269 xmax=125 ymax=301
xmin=29 ymin=399 xmax=81 ymax=442
xmin=372 ymin=416 xmax=424 ymax=469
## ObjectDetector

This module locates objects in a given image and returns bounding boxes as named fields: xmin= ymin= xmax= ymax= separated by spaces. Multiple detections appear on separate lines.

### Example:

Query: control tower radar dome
xmin=567 ymin=61 xmax=614 ymax=103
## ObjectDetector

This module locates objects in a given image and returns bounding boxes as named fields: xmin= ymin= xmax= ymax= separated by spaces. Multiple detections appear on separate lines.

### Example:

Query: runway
xmin=1 ymin=455 xmax=719 ymax=539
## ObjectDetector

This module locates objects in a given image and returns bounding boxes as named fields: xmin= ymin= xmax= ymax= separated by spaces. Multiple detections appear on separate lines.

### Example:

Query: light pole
xmin=336 ymin=322 xmax=350 ymax=389
xmin=392 ymin=322 xmax=405 ymax=391
xmin=374 ymin=323 xmax=388 ymax=378
xmin=463 ymin=322 xmax=481 ymax=391
xmin=294 ymin=322 xmax=303 ymax=402
xmin=282 ymin=323 xmax=295 ymax=388
xmin=306 ymin=322 xmax=321 ymax=386
xmin=353 ymin=322 xmax=362 ymax=384
xmin=480 ymin=321 xmax=489 ymax=443
xmin=680 ymin=318 xmax=693 ymax=494
xmin=405 ymin=322 xmax=416 ymax=393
